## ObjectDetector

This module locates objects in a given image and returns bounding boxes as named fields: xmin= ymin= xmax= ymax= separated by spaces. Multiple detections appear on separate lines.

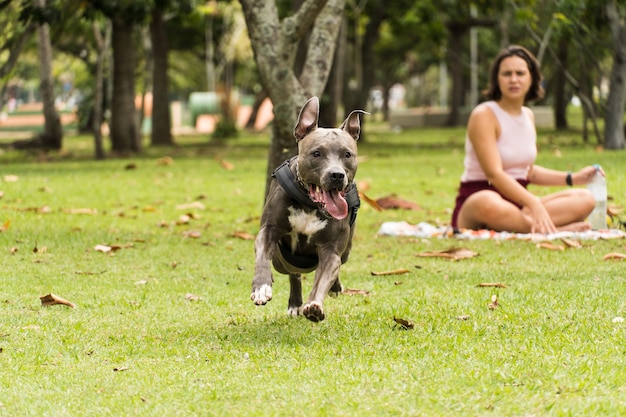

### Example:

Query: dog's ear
xmin=339 ymin=110 xmax=369 ymax=141
xmin=294 ymin=97 xmax=320 ymax=141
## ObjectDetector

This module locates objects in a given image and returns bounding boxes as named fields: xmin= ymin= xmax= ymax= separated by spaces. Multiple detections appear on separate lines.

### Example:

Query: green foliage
xmin=0 ymin=126 xmax=624 ymax=415
xmin=19 ymin=0 xmax=62 ymax=25
xmin=211 ymin=118 xmax=238 ymax=140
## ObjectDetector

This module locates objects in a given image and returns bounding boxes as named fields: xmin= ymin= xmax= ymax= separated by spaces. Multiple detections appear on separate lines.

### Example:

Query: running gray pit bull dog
xmin=251 ymin=96 xmax=366 ymax=322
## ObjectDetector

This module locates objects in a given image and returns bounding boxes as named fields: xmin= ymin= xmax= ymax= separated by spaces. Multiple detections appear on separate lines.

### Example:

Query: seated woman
xmin=451 ymin=45 xmax=598 ymax=234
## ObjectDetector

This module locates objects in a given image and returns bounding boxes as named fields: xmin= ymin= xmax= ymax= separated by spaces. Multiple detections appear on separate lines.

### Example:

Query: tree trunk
xmin=93 ymin=20 xmax=111 ymax=160
xmin=110 ymin=15 xmax=140 ymax=154
xmin=319 ymin=17 xmax=346 ymax=127
xmin=36 ymin=0 xmax=62 ymax=150
xmin=245 ymin=90 xmax=268 ymax=129
xmin=553 ymin=36 xmax=569 ymax=130
xmin=354 ymin=0 xmax=385 ymax=138
xmin=604 ymin=0 xmax=626 ymax=150
xmin=150 ymin=7 xmax=173 ymax=146
xmin=446 ymin=28 xmax=465 ymax=127
xmin=240 ymin=0 xmax=344 ymax=196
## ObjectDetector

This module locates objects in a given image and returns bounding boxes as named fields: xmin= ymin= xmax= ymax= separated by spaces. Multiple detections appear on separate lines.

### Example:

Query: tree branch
xmin=0 ymin=23 xmax=36 ymax=79
xmin=282 ymin=0 xmax=328 ymax=41
xmin=299 ymin=0 xmax=344 ymax=95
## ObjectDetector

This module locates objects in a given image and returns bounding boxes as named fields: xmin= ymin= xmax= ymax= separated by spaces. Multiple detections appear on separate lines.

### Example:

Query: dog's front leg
xmin=251 ymin=225 xmax=276 ymax=305
xmin=287 ymin=274 xmax=303 ymax=316
xmin=302 ymin=251 xmax=342 ymax=322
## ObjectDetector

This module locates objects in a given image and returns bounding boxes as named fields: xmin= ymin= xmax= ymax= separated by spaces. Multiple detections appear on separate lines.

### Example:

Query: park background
xmin=1 ymin=1 xmax=626 ymax=416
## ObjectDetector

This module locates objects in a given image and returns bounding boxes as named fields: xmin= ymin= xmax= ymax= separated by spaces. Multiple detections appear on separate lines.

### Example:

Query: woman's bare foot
xmin=557 ymin=221 xmax=592 ymax=232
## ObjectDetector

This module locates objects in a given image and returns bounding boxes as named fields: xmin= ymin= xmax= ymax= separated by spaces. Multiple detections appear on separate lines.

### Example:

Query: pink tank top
xmin=461 ymin=101 xmax=537 ymax=182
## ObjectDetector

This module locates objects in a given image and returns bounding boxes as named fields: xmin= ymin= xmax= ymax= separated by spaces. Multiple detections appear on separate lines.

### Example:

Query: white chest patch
xmin=287 ymin=207 xmax=327 ymax=251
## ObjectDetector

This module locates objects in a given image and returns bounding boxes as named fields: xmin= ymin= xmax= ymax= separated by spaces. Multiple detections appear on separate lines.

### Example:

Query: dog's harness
xmin=272 ymin=157 xmax=360 ymax=270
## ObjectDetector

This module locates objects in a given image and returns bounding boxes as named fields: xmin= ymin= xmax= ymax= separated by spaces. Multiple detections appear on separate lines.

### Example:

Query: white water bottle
xmin=587 ymin=166 xmax=607 ymax=230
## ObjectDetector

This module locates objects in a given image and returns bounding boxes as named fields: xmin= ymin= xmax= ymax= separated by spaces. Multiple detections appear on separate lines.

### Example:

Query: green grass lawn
xmin=0 ymin=125 xmax=625 ymax=416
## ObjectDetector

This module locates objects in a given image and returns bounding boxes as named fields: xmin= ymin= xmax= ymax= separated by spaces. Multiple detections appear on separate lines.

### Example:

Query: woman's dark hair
xmin=484 ymin=45 xmax=544 ymax=102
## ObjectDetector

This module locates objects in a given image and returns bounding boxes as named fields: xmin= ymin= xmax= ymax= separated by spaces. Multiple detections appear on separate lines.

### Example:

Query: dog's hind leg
xmin=328 ymin=277 xmax=343 ymax=298
xmin=287 ymin=274 xmax=303 ymax=317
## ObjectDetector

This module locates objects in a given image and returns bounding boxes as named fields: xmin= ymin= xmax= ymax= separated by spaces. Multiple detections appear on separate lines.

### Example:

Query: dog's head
xmin=293 ymin=97 xmax=366 ymax=220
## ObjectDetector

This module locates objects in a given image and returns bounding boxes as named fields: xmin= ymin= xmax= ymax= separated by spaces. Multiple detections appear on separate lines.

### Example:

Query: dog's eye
xmin=312 ymin=150 xmax=321 ymax=157
xmin=345 ymin=151 xmax=352 ymax=158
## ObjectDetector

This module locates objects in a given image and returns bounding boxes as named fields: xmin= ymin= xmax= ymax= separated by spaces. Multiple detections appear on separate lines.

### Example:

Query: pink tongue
xmin=323 ymin=190 xmax=348 ymax=220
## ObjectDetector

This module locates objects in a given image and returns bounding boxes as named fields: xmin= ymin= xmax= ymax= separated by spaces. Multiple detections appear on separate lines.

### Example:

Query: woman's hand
xmin=573 ymin=165 xmax=603 ymax=185
xmin=526 ymin=197 xmax=557 ymax=234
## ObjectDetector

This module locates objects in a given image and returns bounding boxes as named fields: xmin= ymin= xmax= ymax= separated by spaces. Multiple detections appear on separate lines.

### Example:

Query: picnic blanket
xmin=377 ymin=221 xmax=626 ymax=241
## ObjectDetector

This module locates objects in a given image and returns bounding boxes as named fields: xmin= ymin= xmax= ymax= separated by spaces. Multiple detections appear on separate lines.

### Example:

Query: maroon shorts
xmin=451 ymin=179 xmax=529 ymax=230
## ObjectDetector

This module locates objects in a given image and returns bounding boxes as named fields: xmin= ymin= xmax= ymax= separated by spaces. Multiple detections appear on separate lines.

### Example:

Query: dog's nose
xmin=330 ymin=172 xmax=345 ymax=184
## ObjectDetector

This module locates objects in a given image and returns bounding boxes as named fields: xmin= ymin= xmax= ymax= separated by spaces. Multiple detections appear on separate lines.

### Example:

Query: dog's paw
xmin=302 ymin=301 xmax=325 ymax=322
xmin=287 ymin=306 xmax=302 ymax=317
xmin=251 ymin=284 xmax=272 ymax=305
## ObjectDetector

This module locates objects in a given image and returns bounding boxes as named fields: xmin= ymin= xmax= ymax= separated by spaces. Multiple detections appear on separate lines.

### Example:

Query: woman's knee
xmin=461 ymin=191 xmax=511 ymax=220
xmin=575 ymin=188 xmax=596 ymax=215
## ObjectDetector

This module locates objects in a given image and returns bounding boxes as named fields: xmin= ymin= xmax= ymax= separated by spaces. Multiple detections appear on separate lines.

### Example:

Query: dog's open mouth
xmin=308 ymin=184 xmax=348 ymax=220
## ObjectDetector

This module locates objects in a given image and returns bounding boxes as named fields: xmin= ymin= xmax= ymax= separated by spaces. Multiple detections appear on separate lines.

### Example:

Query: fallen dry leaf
xmin=488 ymin=294 xmax=499 ymax=310
xmin=560 ymin=238 xmax=582 ymax=248
xmin=603 ymin=252 xmax=626 ymax=261
xmin=375 ymin=194 xmax=422 ymax=210
xmin=94 ymin=243 xmax=132 ymax=253
xmin=177 ymin=214 xmax=191 ymax=225
xmin=156 ymin=156 xmax=174 ymax=166
xmin=607 ymin=205 xmax=622 ymax=216
xmin=416 ymin=247 xmax=479 ymax=260
xmin=217 ymin=158 xmax=235 ymax=170
xmin=183 ymin=230 xmax=202 ymax=239
xmin=393 ymin=316 xmax=414 ymax=330
xmin=176 ymin=202 xmax=205 ymax=210
xmin=371 ymin=268 xmax=410 ymax=276
xmin=0 ymin=220 xmax=10 ymax=232
xmin=342 ymin=288 xmax=370 ymax=296
xmin=3 ymin=175 xmax=18 ymax=182
xmin=40 ymin=293 xmax=76 ymax=308
xmin=477 ymin=283 xmax=508 ymax=288
xmin=113 ymin=366 xmax=129 ymax=372
xmin=124 ymin=163 xmax=137 ymax=170
xmin=33 ymin=244 xmax=47 ymax=253
xmin=63 ymin=208 xmax=98 ymax=215
xmin=456 ymin=315 xmax=470 ymax=320
xmin=185 ymin=293 xmax=203 ymax=301
xmin=537 ymin=242 xmax=564 ymax=251
xmin=357 ymin=180 xmax=371 ymax=192
xmin=94 ymin=244 xmax=114 ymax=253
xmin=358 ymin=191 xmax=383 ymax=211
xmin=232 ymin=231 xmax=255 ymax=240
